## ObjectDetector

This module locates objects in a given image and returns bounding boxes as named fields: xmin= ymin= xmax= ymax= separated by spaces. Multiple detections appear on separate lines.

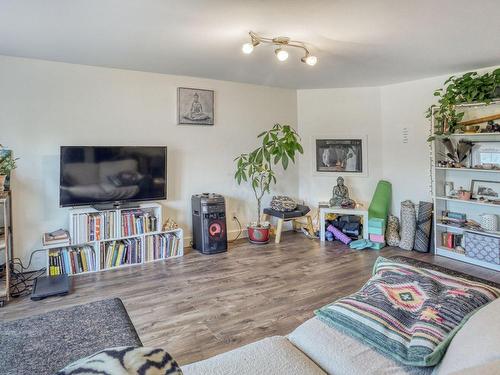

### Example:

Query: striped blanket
xmin=315 ymin=257 xmax=500 ymax=367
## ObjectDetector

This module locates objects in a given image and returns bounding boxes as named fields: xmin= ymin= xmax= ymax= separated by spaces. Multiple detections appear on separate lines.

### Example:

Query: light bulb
xmin=305 ymin=55 xmax=317 ymax=66
xmin=242 ymin=43 xmax=254 ymax=54
xmin=275 ymin=48 xmax=288 ymax=61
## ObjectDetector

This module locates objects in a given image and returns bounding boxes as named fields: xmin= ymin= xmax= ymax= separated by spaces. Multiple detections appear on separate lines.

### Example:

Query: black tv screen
xmin=60 ymin=146 xmax=167 ymax=207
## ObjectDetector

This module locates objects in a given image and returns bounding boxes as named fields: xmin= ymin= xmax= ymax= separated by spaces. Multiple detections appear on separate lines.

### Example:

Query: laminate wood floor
xmin=2 ymin=232 xmax=499 ymax=365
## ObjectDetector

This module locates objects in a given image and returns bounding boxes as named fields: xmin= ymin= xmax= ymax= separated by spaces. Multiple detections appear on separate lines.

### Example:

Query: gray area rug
xmin=0 ymin=298 xmax=142 ymax=375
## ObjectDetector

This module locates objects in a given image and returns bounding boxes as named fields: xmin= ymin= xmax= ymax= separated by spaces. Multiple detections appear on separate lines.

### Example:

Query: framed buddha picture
xmin=312 ymin=136 xmax=368 ymax=177
xmin=177 ymin=87 xmax=214 ymax=126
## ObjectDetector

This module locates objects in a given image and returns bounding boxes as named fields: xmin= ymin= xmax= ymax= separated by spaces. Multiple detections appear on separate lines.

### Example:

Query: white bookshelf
xmin=45 ymin=202 xmax=184 ymax=276
xmin=430 ymin=101 xmax=500 ymax=271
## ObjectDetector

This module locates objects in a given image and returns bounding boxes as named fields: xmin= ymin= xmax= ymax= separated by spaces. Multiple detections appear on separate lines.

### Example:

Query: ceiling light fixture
xmin=241 ymin=31 xmax=317 ymax=66
xmin=275 ymin=48 xmax=289 ymax=62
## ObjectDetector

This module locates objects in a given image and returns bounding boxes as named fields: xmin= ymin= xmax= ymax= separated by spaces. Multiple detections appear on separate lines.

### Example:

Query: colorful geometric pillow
xmin=315 ymin=257 xmax=500 ymax=367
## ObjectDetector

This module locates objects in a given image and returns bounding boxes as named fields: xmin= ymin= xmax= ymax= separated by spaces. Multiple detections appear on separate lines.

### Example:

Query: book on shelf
xmin=121 ymin=209 xmax=158 ymax=237
xmin=71 ymin=211 xmax=120 ymax=243
xmin=48 ymin=245 xmax=96 ymax=276
xmin=440 ymin=232 xmax=464 ymax=253
xmin=100 ymin=238 xmax=143 ymax=269
xmin=145 ymin=233 xmax=181 ymax=262
xmin=43 ymin=229 xmax=70 ymax=246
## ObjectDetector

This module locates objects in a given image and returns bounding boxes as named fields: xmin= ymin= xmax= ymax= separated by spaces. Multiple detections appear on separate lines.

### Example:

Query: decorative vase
xmin=0 ymin=175 xmax=6 ymax=192
xmin=457 ymin=188 xmax=471 ymax=201
xmin=480 ymin=214 xmax=498 ymax=232
xmin=247 ymin=224 xmax=270 ymax=244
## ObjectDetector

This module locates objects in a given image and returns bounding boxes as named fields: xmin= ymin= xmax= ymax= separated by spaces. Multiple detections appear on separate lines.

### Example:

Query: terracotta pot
xmin=0 ymin=175 xmax=6 ymax=192
xmin=247 ymin=224 xmax=270 ymax=244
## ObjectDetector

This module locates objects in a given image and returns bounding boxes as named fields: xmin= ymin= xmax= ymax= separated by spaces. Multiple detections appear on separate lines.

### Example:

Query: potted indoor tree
xmin=0 ymin=145 xmax=18 ymax=192
xmin=234 ymin=123 xmax=303 ymax=244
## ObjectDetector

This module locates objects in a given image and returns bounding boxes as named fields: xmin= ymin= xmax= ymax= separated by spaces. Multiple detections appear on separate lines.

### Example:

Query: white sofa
xmin=182 ymin=298 xmax=500 ymax=375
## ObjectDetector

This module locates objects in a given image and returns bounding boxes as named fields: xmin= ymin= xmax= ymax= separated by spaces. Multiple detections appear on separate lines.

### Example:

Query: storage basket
xmin=464 ymin=232 xmax=500 ymax=265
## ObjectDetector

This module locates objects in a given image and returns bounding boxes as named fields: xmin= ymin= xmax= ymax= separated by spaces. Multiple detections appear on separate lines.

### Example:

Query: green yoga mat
xmin=368 ymin=180 xmax=392 ymax=226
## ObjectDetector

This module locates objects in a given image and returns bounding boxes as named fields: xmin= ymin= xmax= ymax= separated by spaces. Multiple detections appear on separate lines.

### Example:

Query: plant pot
xmin=247 ymin=224 xmax=270 ymax=244
xmin=0 ymin=175 xmax=6 ymax=192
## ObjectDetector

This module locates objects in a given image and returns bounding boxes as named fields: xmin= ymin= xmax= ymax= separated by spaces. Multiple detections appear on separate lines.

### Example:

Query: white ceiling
xmin=1 ymin=0 xmax=499 ymax=89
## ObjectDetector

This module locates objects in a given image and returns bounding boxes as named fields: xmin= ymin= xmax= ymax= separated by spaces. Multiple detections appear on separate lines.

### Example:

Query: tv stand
xmin=41 ymin=202 xmax=184 ymax=277
xmin=91 ymin=201 xmax=140 ymax=210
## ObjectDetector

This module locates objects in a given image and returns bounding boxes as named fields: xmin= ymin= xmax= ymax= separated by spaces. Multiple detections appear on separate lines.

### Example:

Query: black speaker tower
xmin=191 ymin=193 xmax=228 ymax=254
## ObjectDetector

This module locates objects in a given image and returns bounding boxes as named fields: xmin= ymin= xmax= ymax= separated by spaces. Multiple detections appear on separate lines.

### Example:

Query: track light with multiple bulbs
xmin=241 ymin=31 xmax=317 ymax=66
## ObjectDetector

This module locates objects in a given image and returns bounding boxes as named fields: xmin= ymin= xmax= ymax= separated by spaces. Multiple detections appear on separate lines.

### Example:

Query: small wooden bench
xmin=262 ymin=205 xmax=313 ymax=243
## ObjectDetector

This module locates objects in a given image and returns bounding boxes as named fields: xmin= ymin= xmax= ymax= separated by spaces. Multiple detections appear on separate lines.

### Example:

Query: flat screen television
xmin=60 ymin=146 xmax=167 ymax=207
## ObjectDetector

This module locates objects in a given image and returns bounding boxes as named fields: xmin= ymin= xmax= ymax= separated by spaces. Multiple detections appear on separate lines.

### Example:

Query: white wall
xmin=297 ymin=66 xmax=500 ymax=218
xmin=297 ymin=87 xmax=383 ymax=209
xmin=380 ymin=65 xmax=500 ymax=216
xmin=0 ymin=56 xmax=298 ymax=269
xmin=379 ymin=77 xmax=437 ymax=215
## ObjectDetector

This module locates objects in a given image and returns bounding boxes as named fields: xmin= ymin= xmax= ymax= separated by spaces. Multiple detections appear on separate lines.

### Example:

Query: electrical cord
xmin=228 ymin=216 xmax=243 ymax=243
xmin=8 ymin=249 xmax=48 ymax=298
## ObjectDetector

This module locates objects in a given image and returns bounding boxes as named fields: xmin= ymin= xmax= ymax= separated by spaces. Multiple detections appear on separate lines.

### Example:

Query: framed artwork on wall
xmin=470 ymin=141 xmax=500 ymax=169
xmin=470 ymin=179 xmax=500 ymax=202
xmin=177 ymin=87 xmax=214 ymax=125
xmin=312 ymin=136 xmax=367 ymax=176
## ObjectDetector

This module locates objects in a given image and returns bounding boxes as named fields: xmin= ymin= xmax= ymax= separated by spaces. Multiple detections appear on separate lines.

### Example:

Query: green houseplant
xmin=427 ymin=69 xmax=500 ymax=141
xmin=234 ymin=123 xmax=303 ymax=244
xmin=0 ymin=145 xmax=18 ymax=191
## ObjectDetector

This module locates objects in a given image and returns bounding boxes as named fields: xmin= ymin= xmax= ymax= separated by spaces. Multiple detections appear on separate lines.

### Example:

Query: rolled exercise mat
xmin=399 ymin=200 xmax=416 ymax=251
xmin=368 ymin=180 xmax=392 ymax=228
xmin=414 ymin=201 xmax=433 ymax=253
xmin=327 ymin=225 xmax=352 ymax=245
xmin=386 ymin=215 xmax=401 ymax=247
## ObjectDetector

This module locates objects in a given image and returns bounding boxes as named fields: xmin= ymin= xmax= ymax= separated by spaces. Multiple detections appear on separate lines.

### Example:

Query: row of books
xmin=440 ymin=210 xmax=467 ymax=227
xmin=48 ymin=246 xmax=97 ymax=275
xmin=71 ymin=211 xmax=120 ymax=243
xmin=441 ymin=232 xmax=464 ymax=253
xmin=145 ymin=233 xmax=182 ymax=261
xmin=100 ymin=238 xmax=143 ymax=269
xmin=121 ymin=209 xmax=158 ymax=237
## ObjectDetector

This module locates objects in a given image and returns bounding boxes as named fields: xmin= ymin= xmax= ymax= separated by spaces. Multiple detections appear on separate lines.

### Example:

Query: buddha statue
xmin=184 ymin=93 xmax=210 ymax=121
xmin=329 ymin=176 xmax=355 ymax=208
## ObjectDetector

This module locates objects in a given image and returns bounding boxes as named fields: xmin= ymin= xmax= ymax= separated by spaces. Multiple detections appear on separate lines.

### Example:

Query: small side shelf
xmin=436 ymin=222 xmax=500 ymax=238
xmin=434 ymin=196 xmax=500 ymax=208
xmin=435 ymin=247 xmax=500 ymax=272
xmin=435 ymin=167 xmax=500 ymax=174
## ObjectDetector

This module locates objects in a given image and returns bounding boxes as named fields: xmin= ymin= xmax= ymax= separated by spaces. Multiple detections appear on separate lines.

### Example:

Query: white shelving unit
xmin=45 ymin=202 xmax=184 ymax=276
xmin=431 ymin=101 xmax=500 ymax=271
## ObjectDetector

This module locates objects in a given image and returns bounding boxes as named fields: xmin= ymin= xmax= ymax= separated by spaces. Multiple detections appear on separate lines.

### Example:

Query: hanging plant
xmin=427 ymin=69 xmax=500 ymax=141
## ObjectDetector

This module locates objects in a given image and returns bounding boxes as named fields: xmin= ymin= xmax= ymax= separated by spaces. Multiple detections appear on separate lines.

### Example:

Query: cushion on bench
xmin=263 ymin=205 xmax=310 ymax=219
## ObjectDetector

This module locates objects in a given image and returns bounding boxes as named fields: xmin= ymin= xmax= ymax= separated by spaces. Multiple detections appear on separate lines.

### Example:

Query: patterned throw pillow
xmin=270 ymin=195 xmax=297 ymax=212
xmin=57 ymin=347 xmax=182 ymax=375
xmin=315 ymin=257 xmax=500 ymax=367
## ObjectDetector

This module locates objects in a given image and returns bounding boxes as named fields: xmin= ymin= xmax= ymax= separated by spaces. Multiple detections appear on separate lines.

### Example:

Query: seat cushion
xmin=263 ymin=205 xmax=310 ymax=219
xmin=435 ymin=298 xmax=500 ymax=375
xmin=288 ymin=317 xmax=432 ymax=375
xmin=182 ymin=336 xmax=325 ymax=375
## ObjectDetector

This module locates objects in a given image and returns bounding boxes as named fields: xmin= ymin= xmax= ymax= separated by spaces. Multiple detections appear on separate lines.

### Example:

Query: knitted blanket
xmin=315 ymin=257 xmax=500 ymax=367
